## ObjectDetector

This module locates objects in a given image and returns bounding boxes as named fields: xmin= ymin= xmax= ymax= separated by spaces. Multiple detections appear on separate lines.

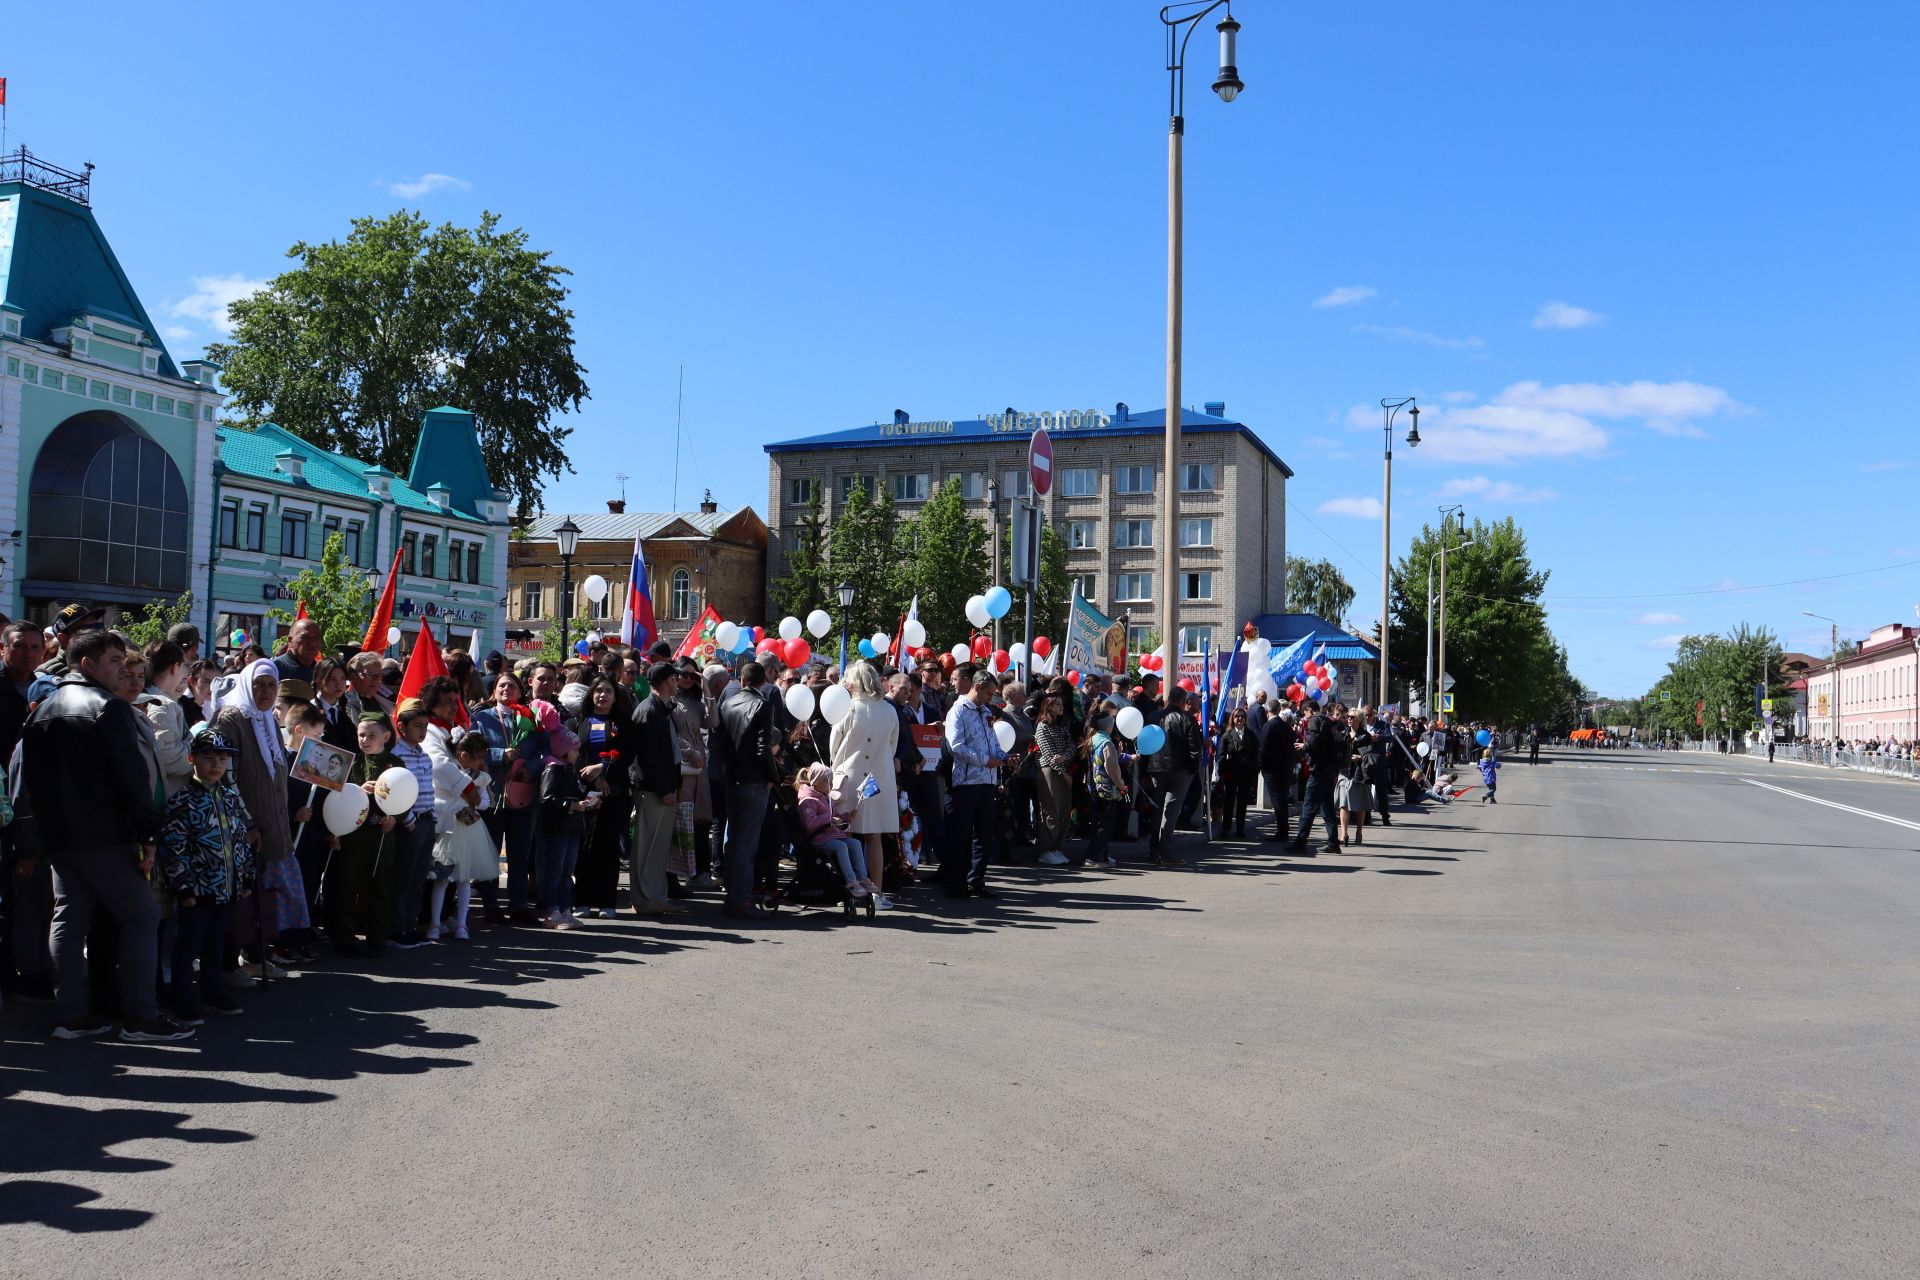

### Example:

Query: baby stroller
xmin=772 ymin=790 xmax=874 ymax=923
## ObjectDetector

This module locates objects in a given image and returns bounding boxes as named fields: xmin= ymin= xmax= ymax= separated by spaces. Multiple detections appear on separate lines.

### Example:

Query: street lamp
xmin=1159 ymin=0 xmax=1243 ymax=693
xmin=1432 ymin=505 xmax=1466 ymax=722
xmin=1425 ymin=533 xmax=1472 ymax=717
xmin=1802 ymin=609 xmax=1839 ymax=755
xmin=1378 ymin=398 xmax=1417 ymax=709
xmin=838 ymin=580 xmax=855 ymax=672
xmin=555 ymin=517 xmax=581 ymax=659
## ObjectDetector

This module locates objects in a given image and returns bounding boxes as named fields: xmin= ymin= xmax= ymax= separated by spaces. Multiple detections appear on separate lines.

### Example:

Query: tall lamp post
xmin=1424 ymin=532 xmax=1473 ymax=717
xmin=1434 ymin=505 xmax=1468 ymax=724
xmin=1159 ymin=1 xmax=1243 ymax=685
xmin=838 ymin=580 xmax=856 ymax=673
xmin=555 ymin=517 xmax=581 ymax=659
xmin=1802 ymin=610 xmax=1839 ymax=754
xmin=1378 ymin=398 xmax=1418 ymax=708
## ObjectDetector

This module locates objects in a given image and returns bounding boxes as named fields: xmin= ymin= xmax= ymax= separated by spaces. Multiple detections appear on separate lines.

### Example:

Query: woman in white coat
xmin=828 ymin=661 xmax=898 ymax=902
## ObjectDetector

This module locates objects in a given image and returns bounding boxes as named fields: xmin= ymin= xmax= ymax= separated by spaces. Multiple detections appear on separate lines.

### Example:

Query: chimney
xmin=274 ymin=449 xmax=305 ymax=483
xmin=1203 ymin=400 xmax=1226 ymax=418
xmin=607 ymin=498 xmax=626 ymax=514
xmin=699 ymin=488 xmax=718 ymax=515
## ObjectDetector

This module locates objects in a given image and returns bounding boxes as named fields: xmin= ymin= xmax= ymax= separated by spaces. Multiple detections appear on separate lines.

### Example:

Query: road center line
xmin=1741 ymin=778 xmax=1920 ymax=834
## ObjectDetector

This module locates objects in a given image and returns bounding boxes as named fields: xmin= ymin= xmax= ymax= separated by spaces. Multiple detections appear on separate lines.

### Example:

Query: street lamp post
xmin=1432 ymin=505 xmax=1466 ymax=722
xmin=555 ymin=517 xmax=581 ymax=659
xmin=1159 ymin=1 xmax=1242 ymax=688
xmin=1802 ymin=610 xmax=1839 ymax=756
xmin=1424 ymin=531 xmax=1473 ymax=718
xmin=838 ymin=581 xmax=855 ymax=673
xmin=1378 ymin=398 xmax=1418 ymax=709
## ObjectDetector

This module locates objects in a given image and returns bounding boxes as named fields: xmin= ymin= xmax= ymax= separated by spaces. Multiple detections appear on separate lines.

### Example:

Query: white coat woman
xmin=827 ymin=661 xmax=898 ymax=899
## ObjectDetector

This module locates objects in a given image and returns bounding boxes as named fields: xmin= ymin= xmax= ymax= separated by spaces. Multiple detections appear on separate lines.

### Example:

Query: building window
xmin=111 ymin=385 xmax=132 ymax=406
xmin=1182 ymin=571 xmax=1212 ymax=600
xmin=891 ymin=473 xmax=930 ymax=502
xmin=402 ymin=530 xmax=418 ymax=575
xmin=245 ymin=506 xmax=265 ymax=552
xmin=448 ymin=539 xmax=465 ymax=582
xmin=26 ymin=425 xmax=192 ymax=594
xmin=466 ymin=543 xmax=481 ymax=583
xmin=1116 ymin=465 xmax=1154 ymax=495
xmin=134 ymin=390 xmax=153 ymax=410
xmin=322 ymin=515 xmax=341 ymax=557
xmin=22 ymin=364 xmax=37 ymax=382
xmin=89 ymin=380 xmax=109 ymax=400
xmin=559 ymin=581 xmax=576 ymax=620
xmin=1116 ymin=572 xmax=1152 ymax=602
xmin=420 ymin=534 xmax=437 ymax=578
xmin=1116 ymin=519 xmax=1153 ymax=549
xmin=591 ymin=583 xmax=612 ymax=618
xmin=1181 ymin=463 xmax=1215 ymax=492
xmin=783 ymin=527 xmax=805 ymax=553
xmin=344 ymin=523 xmax=363 ymax=566
xmin=787 ymin=477 xmax=819 ymax=505
xmin=1073 ymin=573 xmax=1098 ymax=601
xmin=1002 ymin=470 xmax=1030 ymax=500
xmin=522 ymin=581 xmax=543 ymax=619
xmin=671 ymin=568 xmax=692 ymax=619
xmin=837 ymin=474 xmax=877 ymax=502
xmin=1060 ymin=467 xmax=1099 ymax=497
xmin=950 ymin=471 xmax=985 ymax=500
xmin=219 ymin=502 xmax=238 ymax=548
xmin=1067 ymin=520 xmax=1098 ymax=550
xmin=1183 ymin=625 xmax=1213 ymax=654
xmin=156 ymin=396 xmax=172 ymax=414
xmin=280 ymin=511 xmax=309 ymax=560
xmin=1127 ymin=625 xmax=1154 ymax=653
xmin=1180 ymin=517 xmax=1213 ymax=548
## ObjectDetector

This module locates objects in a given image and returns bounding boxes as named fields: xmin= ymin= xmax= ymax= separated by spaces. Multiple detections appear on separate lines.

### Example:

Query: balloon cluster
xmin=1283 ymin=657 xmax=1341 ymax=705
xmin=964 ymin=587 xmax=1014 ymax=630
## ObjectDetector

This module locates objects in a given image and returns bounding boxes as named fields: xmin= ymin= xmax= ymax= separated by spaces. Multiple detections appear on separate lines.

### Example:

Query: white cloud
xmin=160 ymin=323 xmax=194 ymax=343
xmin=1415 ymin=403 xmax=1609 ymax=464
xmin=1862 ymin=459 xmax=1906 ymax=473
xmin=1645 ymin=633 xmax=1687 ymax=650
xmin=1313 ymin=285 xmax=1376 ymax=308
xmin=1354 ymin=323 xmax=1484 ymax=350
xmin=1532 ymin=300 xmax=1604 ymax=330
xmin=387 ymin=172 xmax=471 ymax=199
xmin=1317 ymin=496 xmax=1383 ymax=519
xmin=1497 ymin=380 xmax=1745 ymax=434
xmin=1437 ymin=475 xmax=1558 ymax=503
xmin=1636 ymin=612 xmax=1683 ymax=625
xmin=1440 ymin=390 xmax=1477 ymax=404
xmin=168 ymin=273 xmax=269 ymax=337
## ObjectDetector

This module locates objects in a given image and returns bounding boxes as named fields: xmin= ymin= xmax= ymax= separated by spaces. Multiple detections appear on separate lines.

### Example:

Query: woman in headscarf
xmin=213 ymin=657 xmax=303 ymax=972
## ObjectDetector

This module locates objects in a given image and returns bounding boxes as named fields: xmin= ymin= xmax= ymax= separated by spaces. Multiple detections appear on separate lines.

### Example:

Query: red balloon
xmin=1303 ymin=661 xmax=1319 ymax=678
xmin=1066 ymin=670 xmax=1082 ymax=687
xmin=991 ymin=649 xmax=1010 ymax=673
xmin=1178 ymin=677 xmax=1197 ymax=693
xmin=1318 ymin=675 xmax=1331 ymax=691
xmin=939 ymin=653 xmax=957 ymax=673
xmin=1241 ymin=621 xmax=1258 ymax=641
xmin=971 ymin=634 xmax=992 ymax=659
xmin=753 ymin=626 xmax=765 ymax=643
xmin=1032 ymin=636 xmax=1052 ymax=659
xmin=785 ymin=638 xmax=811 ymax=667
xmin=1290 ymin=684 xmax=1307 ymax=702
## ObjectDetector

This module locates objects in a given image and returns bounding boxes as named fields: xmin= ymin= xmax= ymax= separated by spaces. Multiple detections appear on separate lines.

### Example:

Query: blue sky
xmin=6 ymin=1 xmax=1915 ymax=695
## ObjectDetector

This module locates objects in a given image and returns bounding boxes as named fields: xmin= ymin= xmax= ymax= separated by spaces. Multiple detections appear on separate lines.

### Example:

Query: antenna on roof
xmin=614 ymin=472 xmax=630 ymax=503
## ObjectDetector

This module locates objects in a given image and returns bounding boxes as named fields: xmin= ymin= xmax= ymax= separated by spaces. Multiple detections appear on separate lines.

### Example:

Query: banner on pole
xmin=1062 ymin=592 xmax=1127 ymax=680
xmin=674 ymin=605 xmax=724 ymax=664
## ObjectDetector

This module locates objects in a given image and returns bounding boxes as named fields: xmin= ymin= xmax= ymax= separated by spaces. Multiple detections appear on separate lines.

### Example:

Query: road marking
xmin=1741 ymin=779 xmax=1920 ymax=833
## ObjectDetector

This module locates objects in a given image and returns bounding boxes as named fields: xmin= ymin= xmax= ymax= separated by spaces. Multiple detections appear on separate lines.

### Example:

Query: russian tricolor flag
xmin=619 ymin=532 xmax=656 ymax=650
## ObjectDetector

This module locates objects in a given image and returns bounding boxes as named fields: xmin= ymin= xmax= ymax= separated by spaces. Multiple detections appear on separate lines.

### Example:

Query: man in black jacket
xmin=627 ymin=663 xmax=684 ymax=916
xmin=1145 ymin=687 xmax=1202 ymax=865
xmin=1259 ymin=706 xmax=1296 ymax=842
xmin=23 ymin=629 xmax=191 ymax=1042
xmin=1288 ymin=702 xmax=1350 ymax=857
xmin=716 ymin=662 xmax=778 ymax=918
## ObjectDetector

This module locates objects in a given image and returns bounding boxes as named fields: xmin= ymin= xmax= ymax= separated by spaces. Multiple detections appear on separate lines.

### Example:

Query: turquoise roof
xmin=407 ymin=406 xmax=498 ymax=517
xmin=0 ymin=182 xmax=180 ymax=378
xmin=217 ymin=423 xmax=488 ymax=525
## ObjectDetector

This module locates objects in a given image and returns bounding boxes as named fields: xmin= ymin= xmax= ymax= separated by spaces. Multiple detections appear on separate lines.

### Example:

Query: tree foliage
xmin=896 ymin=480 xmax=988 ymax=646
xmin=1389 ymin=517 xmax=1582 ymax=727
xmin=265 ymin=532 xmax=374 ymax=652
xmin=1641 ymin=623 xmax=1788 ymax=742
xmin=209 ymin=210 xmax=590 ymax=518
xmin=825 ymin=481 xmax=899 ymax=641
xmin=768 ymin=487 xmax=833 ymax=624
xmin=538 ymin=612 xmax=603 ymax=667
xmin=121 ymin=591 xmax=196 ymax=651
xmin=1286 ymin=557 xmax=1356 ymax=628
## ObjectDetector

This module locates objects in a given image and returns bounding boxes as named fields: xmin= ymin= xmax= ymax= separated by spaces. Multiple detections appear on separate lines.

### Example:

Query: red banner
xmin=673 ymin=605 xmax=724 ymax=665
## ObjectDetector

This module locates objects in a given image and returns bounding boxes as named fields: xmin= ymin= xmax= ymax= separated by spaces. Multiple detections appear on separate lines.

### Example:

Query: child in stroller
xmin=792 ymin=764 xmax=882 ymax=912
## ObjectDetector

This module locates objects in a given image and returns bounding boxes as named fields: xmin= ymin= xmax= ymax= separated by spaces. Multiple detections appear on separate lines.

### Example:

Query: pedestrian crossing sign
xmin=1661 ymin=691 xmax=1670 ymax=702
xmin=1760 ymin=698 xmax=1773 ymax=711
xmin=1441 ymin=693 xmax=1455 ymax=713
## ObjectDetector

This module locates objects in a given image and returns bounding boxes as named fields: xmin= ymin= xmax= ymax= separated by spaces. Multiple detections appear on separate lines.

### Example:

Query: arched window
xmin=670 ymin=568 xmax=691 ymax=619
xmin=29 ymin=411 xmax=189 ymax=593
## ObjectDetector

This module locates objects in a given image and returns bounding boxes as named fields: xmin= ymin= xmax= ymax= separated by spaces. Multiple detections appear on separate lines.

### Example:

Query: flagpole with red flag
xmin=361 ymin=548 xmax=403 ymax=654
xmin=295 ymin=600 xmax=308 ymax=621
xmin=397 ymin=619 xmax=468 ymax=726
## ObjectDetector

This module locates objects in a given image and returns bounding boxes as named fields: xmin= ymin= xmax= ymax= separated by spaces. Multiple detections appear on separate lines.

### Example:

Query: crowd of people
xmin=0 ymin=607 xmax=1526 ymax=1044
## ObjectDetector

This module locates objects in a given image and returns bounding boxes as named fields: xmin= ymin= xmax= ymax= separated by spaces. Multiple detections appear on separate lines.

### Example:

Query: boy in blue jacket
xmin=1477 ymin=750 xmax=1500 ymax=804
xmin=159 ymin=727 xmax=258 ymax=1023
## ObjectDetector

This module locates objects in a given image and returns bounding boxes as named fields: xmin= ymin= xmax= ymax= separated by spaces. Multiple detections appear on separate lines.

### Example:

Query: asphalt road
xmin=6 ymin=748 xmax=1919 ymax=1278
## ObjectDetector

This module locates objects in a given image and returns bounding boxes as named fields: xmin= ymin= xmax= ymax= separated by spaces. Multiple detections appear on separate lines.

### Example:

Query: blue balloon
xmin=857 ymin=638 xmax=876 ymax=659
xmin=575 ymin=639 xmax=590 ymax=655
xmin=1476 ymin=729 xmax=1492 ymax=747
xmin=733 ymin=631 xmax=754 ymax=654
xmin=1136 ymin=724 xmax=1167 ymax=755
xmin=984 ymin=585 xmax=1013 ymax=619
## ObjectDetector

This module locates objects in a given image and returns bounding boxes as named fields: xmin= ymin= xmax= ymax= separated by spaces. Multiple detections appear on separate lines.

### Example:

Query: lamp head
xmin=838 ymin=581 xmax=856 ymax=610
xmin=555 ymin=517 xmax=581 ymax=558
xmin=1212 ymin=14 xmax=1243 ymax=102
xmin=1405 ymin=405 xmax=1421 ymax=448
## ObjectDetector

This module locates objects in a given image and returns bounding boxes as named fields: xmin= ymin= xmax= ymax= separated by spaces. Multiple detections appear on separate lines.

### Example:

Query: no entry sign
xmin=1029 ymin=427 xmax=1053 ymax=496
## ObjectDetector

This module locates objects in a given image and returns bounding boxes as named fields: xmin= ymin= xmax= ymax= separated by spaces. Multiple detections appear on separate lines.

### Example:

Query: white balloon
xmin=582 ymin=573 xmax=609 ymax=603
xmin=374 ymin=765 xmax=419 ymax=816
xmin=902 ymin=618 xmax=926 ymax=648
xmin=387 ymin=626 xmax=402 ymax=646
xmin=965 ymin=595 xmax=991 ymax=629
xmin=715 ymin=621 xmax=741 ymax=651
xmin=784 ymin=683 xmax=816 ymax=720
xmin=322 ymin=784 xmax=370 ymax=836
xmin=951 ymin=643 xmax=970 ymax=662
xmin=818 ymin=684 xmax=853 ymax=726
xmin=870 ymin=631 xmax=891 ymax=656
xmin=1417 ymin=741 xmax=1432 ymax=758
xmin=1116 ymin=706 xmax=1145 ymax=739
xmin=779 ymin=616 xmax=803 ymax=642
xmin=1008 ymin=642 xmax=1027 ymax=667
xmin=993 ymin=719 xmax=1017 ymax=753
xmin=806 ymin=609 xmax=833 ymax=639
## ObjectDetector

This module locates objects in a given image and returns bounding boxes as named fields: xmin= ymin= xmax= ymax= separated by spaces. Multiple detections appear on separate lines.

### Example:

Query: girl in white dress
xmin=429 ymin=732 xmax=499 ymax=941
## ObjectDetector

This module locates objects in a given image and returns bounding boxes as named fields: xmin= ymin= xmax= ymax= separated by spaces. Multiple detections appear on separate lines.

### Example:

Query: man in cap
xmin=28 ymin=604 xmax=105 ymax=705
xmin=167 ymin=622 xmax=202 ymax=665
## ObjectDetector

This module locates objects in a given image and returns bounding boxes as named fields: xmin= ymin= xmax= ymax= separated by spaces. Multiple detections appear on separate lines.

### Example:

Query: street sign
xmin=1440 ymin=693 xmax=1455 ymax=714
xmin=1441 ymin=672 xmax=1456 ymax=691
xmin=1761 ymin=698 xmax=1773 ymax=711
xmin=1009 ymin=498 xmax=1040 ymax=587
xmin=1661 ymin=691 xmax=1671 ymax=702
xmin=1028 ymin=428 xmax=1054 ymax=496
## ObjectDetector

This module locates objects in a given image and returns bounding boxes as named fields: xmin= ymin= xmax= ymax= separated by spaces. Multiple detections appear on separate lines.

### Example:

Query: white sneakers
xmin=873 ymin=893 xmax=894 ymax=910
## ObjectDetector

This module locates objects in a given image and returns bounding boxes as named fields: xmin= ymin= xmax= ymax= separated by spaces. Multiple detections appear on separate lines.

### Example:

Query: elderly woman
xmin=214 ymin=658 xmax=302 ymax=974
xmin=828 ymin=660 xmax=898 ymax=909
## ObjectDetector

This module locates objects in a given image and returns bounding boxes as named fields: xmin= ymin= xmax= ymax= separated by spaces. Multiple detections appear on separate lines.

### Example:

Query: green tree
xmin=209 ymin=210 xmax=590 ymax=518
xmin=1286 ymin=557 xmax=1356 ymax=627
xmin=1004 ymin=521 xmax=1071 ymax=649
xmin=826 ymin=480 xmax=899 ymax=640
xmin=896 ymin=480 xmax=988 ymax=648
xmin=121 ymin=591 xmax=196 ymax=650
xmin=537 ymin=613 xmax=602 ymax=667
xmin=1644 ymin=624 xmax=1786 ymax=742
xmin=265 ymin=532 xmax=375 ymax=652
xmin=769 ymin=487 xmax=834 ymax=623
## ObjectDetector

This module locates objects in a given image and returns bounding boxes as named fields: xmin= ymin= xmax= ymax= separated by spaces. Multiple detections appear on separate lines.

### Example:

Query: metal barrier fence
xmin=1693 ymin=739 xmax=1920 ymax=780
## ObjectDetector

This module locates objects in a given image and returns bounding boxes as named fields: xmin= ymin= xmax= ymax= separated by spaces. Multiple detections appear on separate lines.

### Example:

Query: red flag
xmin=361 ymin=548 xmax=402 ymax=654
xmin=295 ymin=599 xmax=308 ymax=621
xmin=397 ymin=619 xmax=468 ymax=726
xmin=674 ymin=604 xmax=723 ymax=662
xmin=0 ymin=79 xmax=9 ymax=106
